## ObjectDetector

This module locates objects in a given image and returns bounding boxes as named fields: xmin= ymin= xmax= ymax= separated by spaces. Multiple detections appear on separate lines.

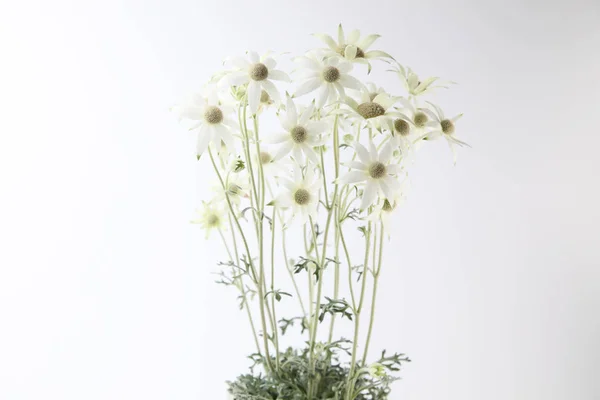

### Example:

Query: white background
xmin=1 ymin=0 xmax=599 ymax=399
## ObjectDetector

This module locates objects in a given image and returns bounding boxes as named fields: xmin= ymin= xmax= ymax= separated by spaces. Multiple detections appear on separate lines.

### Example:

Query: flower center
xmin=204 ymin=106 xmax=223 ymax=124
xmin=441 ymin=119 xmax=455 ymax=135
xmin=294 ymin=188 xmax=311 ymax=205
xmin=322 ymin=66 xmax=340 ymax=83
xmin=291 ymin=126 xmax=307 ymax=143
xmin=357 ymin=102 xmax=385 ymax=119
xmin=249 ymin=63 xmax=269 ymax=81
xmin=260 ymin=90 xmax=271 ymax=103
xmin=206 ymin=214 xmax=220 ymax=226
xmin=260 ymin=151 xmax=272 ymax=164
xmin=369 ymin=162 xmax=387 ymax=179
xmin=394 ymin=119 xmax=410 ymax=136
xmin=382 ymin=199 xmax=394 ymax=212
xmin=413 ymin=112 xmax=428 ymax=128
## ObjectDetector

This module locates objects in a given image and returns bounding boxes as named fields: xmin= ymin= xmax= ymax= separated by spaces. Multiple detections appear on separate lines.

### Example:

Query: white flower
xmin=294 ymin=54 xmax=364 ymax=108
xmin=225 ymin=51 xmax=290 ymax=115
xmin=420 ymin=102 xmax=469 ymax=164
xmin=314 ymin=24 xmax=393 ymax=69
xmin=391 ymin=98 xmax=428 ymax=155
xmin=176 ymin=91 xmax=237 ymax=156
xmin=366 ymin=178 xmax=409 ymax=228
xmin=212 ymin=171 xmax=250 ymax=206
xmin=254 ymin=147 xmax=290 ymax=179
xmin=338 ymin=140 xmax=402 ymax=210
xmin=336 ymin=89 xmax=399 ymax=132
xmin=275 ymin=164 xmax=321 ymax=224
xmin=391 ymin=62 xmax=453 ymax=97
xmin=191 ymin=202 xmax=227 ymax=239
xmin=268 ymin=97 xmax=327 ymax=165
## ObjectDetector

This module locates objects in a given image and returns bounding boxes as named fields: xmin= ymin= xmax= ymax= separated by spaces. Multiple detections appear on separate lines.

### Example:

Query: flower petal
xmin=338 ymin=170 xmax=367 ymax=185
xmin=295 ymin=79 xmax=321 ymax=97
xmin=268 ymin=69 xmax=291 ymax=82
xmin=247 ymin=80 xmax=261 ymax=114
xmin=360 ymin=180 xmax=378 ymax=210
xmin=354 ymin=142 xmax=371 ymax=164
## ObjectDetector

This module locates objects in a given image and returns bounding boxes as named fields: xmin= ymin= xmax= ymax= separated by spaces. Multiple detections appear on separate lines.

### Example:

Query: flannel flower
xmin=294 ymin=54 xmax=364 ymax=108
xmin=421 ymin=102 xmax=469 ymax=164
xmin=268 ymin=96 xmax=327 ymax=165
xmin=176 ymin=90 xmax=237 ymax=156
xmin=274 ymin=164 xmax=321 ymax=224
xmin=226 ymin=51 xmax=290 ymax=114
xmin=314 ymin=24 xmax=393 ymax=71
xmin=338 ymin=140 xmax=402 ymax=210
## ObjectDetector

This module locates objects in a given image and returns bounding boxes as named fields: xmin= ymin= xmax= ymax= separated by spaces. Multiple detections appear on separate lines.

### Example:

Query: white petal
xmin=347 ymin=29 xmax=360 ymax=44
xmin=292 ymin=146 xmax=304 ymax=164
xmin=303 ymin=145 xmax=319 ymax=164
xmin=261 ymin=80 xmax=281 ymax=104
xmin=196 ymin=129 xmax=210 ymax=156
xmin=262 ymin=57 xmax=276 ymax=69
xmin=354 ymin=142 xmax=371 ymax=164
xmin=273 ymin=141 xmax=294 ymax=160
xmin=228 ymin=71 xmax=249 ymax=86
xmin=338 ymin=74 xmax=364 ymax=90
xmin=358 ymin=34 xmax=381 ymax=50
xmin=248 ymin=51 xmax=259 ymax=64
xmin=344 ymin=45 xmax=358 ymax=60
xmin=337 ymin=24 xmax=345 ymax=45
xmin=360 ymin=180 xmax=378 ymax=210
xmin=286 ymin=96 xmax=298 ymax=125
xmin=368 ymin=140 xmax=378 ymax=160
xmin=380 ymin=142 xmax=393 ymax=163
xmin=295 ymin=79 xmax=321 ymax=97
xmin=268 ymin=69 xmax=291 ymax=82
xmin=299 ymin=103 xmax=315 ymax=126
xmin=313 ymin=34 xmax=337 ymax=50
xmin=364 ymin=50 xmax=393 ymax=60
xmin=294 ymin=56 xmax=321 ymax=71
xmin=278 ymin=112 xmax=294 ymax=131
xmin=268 ymin=133 xmax=291 ymax=144
xmin=344 ymin=161 xmax=367 ymax=170
xmin=247 ymin=81 xmax=261 ymax=114
xmin=338 ymin=170 xmax=367 ymax=184
xmin=316 ymin=84 xmax=330 ymax=108
xmin=230 ymin=56 xmax=250 ymax=69
xmin=307 ymin=120 xmax=327 ymax=134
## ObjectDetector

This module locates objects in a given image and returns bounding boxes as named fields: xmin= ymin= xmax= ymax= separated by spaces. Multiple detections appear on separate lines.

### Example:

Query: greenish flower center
xmin=206 ymin=214 xmax=220 ymax=226
xmin=394 ymin=119 xmax=410 ymax=136
xmin=250 ymin=63 xmax=269 ymax=81
xmin=322 ymin=66 xmax=340 ymax=83
xmin=357 ymin=102 xmax=385 ymax=119
xmin=228 ymin=183 xmax=241 ymax=195
xmin=339 ymin=45 xmax=365 ymax=58
xmin=369 ymin=162 xmax=387 ymax=179
xmin=413 ymin=111 xmax=428 ymax=128
xmin=294 ymin=188 xmax=311 ymax=205
xmin=291 ymin=126 xmax=307 ymax=143
xmin=204 ymin=106 xmax=223 ymax=124
xmin=441 ymin=119 xmax=455 ymax=135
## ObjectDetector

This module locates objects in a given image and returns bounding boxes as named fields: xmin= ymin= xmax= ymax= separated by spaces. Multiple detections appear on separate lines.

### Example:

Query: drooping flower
xmin=390 ymin=98 xmax=428 ymax=156
xmin=294 ymin=54 xmax=364 ymax=108
xmin=274 ymin=164 xmax=321 ymax=224
xmin=314 ymin=24 xmax=393 ymax=70
xmin=420 ymin=102 xmax=469 ymax=164
xmin=225 ymin=51 xmax=290 ymax=114
xmin=338 ymin=140 xmax=402 ymax=210
xmin=336 ymin=89 xmax=400 ymax=132
xmin=175 ymin=90 xmax=237 ymax=157
xmin=253 ymin=147 xmax=290 ymax=179
xmin=268 ymin=96 xmax=327 ymax=165
xmin=212 ymin=171 xmax=250 ymax=206
xmin=191 ymin=201 xmax=227 ymax=239
xmin=366 ymin=178 xmax=409 ymax=229
xmin=391 ymin=62 xmax=454 ymax=97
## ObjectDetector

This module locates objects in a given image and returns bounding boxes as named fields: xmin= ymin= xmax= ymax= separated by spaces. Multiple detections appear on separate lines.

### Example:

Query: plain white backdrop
xmin=1 ymin=0 xmax=599 ymax=399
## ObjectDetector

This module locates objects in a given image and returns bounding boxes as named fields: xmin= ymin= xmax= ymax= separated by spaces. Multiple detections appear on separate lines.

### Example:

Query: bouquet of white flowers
xmin=175 ymin=24 xmax=468 ymax=400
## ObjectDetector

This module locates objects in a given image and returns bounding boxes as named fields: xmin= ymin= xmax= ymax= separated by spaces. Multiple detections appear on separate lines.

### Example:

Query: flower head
xmin=338 ymin=140 xmax=402 ymax=210
xmin=191 ymin=201 xmax=227 ymax=238
xmin=268 ymin=96 xmax=327 ymax=165
xmin=275 ymin=164 xmax=321 ymax=224
xmin=225 ymin=51 xmax=290 ymax=114
xmin=175 ymin=90 xmax=237 ymax=156
xmin=391 ymin=62 xmax=454 ymax=97
xmin=420 ymin=102 xmax=469 ymax=164
xmin=314 ymin=24 xmax=393 ymax=70
xmin=294 ymin=54 xmax=364 ymax=108
xmin=336 ymin=89 xmax=400 ymax=132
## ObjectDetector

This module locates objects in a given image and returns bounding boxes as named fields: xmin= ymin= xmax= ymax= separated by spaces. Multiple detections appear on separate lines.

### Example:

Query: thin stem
xmin=270 ymin=206 xmax=280 ymax=369
xmin=362 ymin=222 xmax=385 ymax=364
